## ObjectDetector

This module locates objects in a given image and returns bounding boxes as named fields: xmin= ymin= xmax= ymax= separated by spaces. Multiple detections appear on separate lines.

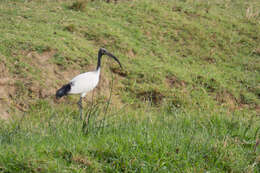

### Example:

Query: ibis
xmin=56 ymin=48 xmax=122 ymax=117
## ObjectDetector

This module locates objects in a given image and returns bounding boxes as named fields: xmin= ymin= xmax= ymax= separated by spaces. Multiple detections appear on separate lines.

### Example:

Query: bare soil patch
xmin=216 ymin=90 xmax=238 ymax=110
xmin=2 ymin=49 xmax=125 ymax=116
xmin=0 ymin=59 xmax=16 ymax=119
xmin=23 ymin=50 xmax=82 ymax=99
xmin=0 ymin=50 xmax=83 ymax=115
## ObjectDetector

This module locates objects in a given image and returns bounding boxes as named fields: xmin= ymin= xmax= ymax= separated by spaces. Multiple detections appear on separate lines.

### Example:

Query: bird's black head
xmin=99 ymin=48 xmax=108 ymax=56
xmin=97 ymin=48 xmax=122 ymax=69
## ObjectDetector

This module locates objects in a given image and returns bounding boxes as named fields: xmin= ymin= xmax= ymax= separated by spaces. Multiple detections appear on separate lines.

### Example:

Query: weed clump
xmin=195 ymin=75 xmax=220 ymax=93
xmin=64 ymin=24 xmax=76 ymax=33
xmin=70 ymin=0 xmax=87 ymax=11
xmin=137 ymin=90 xmax=164 ymax=105
xmin=166 ymin=75 xmax=186 ymax=88
xmin=110 ymin=67 xmax=128 ymax=77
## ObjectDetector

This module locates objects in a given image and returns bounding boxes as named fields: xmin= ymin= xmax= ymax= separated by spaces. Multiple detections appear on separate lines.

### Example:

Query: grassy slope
xmin=0 ymin=0 xmax=260 ymax=172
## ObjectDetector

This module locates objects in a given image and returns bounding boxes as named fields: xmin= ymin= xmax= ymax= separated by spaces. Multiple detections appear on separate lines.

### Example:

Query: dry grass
xmin=70 ymin=0 xmax=87 ymax=11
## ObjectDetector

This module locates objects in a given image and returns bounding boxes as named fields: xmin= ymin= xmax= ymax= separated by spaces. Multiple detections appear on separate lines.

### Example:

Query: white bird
xmin=56 ymin=48 xmax=122 ymax=117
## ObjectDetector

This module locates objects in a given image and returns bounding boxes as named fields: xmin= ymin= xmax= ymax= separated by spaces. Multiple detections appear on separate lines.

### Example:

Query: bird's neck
xmin=96 ymin=52 xmax=102 ymax=70
xmin=96 ymin=66 xmax=101 ymax=74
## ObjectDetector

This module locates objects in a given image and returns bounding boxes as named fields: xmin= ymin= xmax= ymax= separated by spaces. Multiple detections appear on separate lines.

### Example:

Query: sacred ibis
xmin=56 ymin=48 xmax=122 ymax=117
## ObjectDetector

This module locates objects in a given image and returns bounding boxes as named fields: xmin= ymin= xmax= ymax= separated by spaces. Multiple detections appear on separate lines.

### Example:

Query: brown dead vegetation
xmin=216 ymin=89 xmax=260 ymax=112
xmin=165 ymin=75 xmax=186 ymax=88
xmin=70 ymin=0 xmax=87 ymax=11
xmin=110 ymin=67 xmax=128 ymax=77
xmin=127 ymin=49 xmax=136 ymax=58
xmin=216 ymin=90 xmax=238 ymax=110
xmin=203 ymin=57 xmax=216 ymax=64
xmin=137 ymin=90 xmax=164 ymax=105
xmin=69 ymin=0 xmax=126 ymax=12
xmin=195 ymin=75 xmax=219 ymax=93
xmin=72 ymin=155 xmax=92 ymax=167
xmin=255 ymin=105 xmax=260 ymax=113
xmin=253 ymin=47 xmax=260 ymax=56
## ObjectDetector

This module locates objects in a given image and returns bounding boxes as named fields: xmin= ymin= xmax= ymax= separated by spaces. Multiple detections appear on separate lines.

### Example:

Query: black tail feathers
xmin=56 ymin=83 xmax=71 ymax=99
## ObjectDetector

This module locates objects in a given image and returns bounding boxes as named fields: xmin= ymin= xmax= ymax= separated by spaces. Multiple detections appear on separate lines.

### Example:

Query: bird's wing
xmin=69 ymin=71 xmax=99 ymax=94
xmin=70 ymin=72 xmax=90 ymax=84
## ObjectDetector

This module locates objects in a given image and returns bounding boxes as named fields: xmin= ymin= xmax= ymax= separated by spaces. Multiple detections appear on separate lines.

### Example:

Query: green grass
xmin=1 ymin=101 xmax=259 ymax=172
xmin=0 ymin=0 xmax=260 ymax=172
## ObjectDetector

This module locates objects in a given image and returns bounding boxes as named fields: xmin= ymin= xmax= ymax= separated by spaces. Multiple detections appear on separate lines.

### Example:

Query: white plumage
xmin=69 ymin=68 xmax=100 ymax=97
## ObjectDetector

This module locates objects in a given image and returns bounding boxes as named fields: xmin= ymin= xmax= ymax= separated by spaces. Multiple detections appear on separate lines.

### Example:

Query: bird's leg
xmin=77 ymin=97 xmax=83 ymax=120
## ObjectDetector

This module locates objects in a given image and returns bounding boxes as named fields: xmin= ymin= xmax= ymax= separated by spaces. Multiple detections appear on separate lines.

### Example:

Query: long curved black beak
xmin=105 ymin=51 xmax=122 ymax=68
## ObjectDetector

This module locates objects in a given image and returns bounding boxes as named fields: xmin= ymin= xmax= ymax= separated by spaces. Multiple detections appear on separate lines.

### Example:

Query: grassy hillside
xmin=0 ymin=0 xmax=259 ymax=172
